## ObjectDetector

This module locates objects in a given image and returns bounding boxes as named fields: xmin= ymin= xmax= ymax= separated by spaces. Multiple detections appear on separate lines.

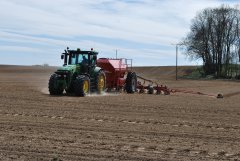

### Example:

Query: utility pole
xmin=116 ymin=49 xmax=118 ymax=59
xmin=176 ymin=44 xmax=178 ymax=80
xmin=171 ymin=43 xmax=180 ymax=81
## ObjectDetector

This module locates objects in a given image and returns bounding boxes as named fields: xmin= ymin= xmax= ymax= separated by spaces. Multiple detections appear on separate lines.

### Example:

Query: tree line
xmin=183 ymin=5 xmax=240 ymax=78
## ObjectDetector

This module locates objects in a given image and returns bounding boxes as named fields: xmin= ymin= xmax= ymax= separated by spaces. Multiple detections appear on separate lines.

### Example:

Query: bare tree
xmin=184 ymin=5 xmax=240 ymax=78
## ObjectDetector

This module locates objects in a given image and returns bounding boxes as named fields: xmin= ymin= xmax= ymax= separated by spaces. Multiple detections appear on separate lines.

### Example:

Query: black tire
xmin=48 ymin=74 xmax=63 ymax=95
xmin=74 ymin=75 xmax=90 ymax=97
xmin=95 ymin=70 xmax=106 ymax=94
xmin=65 ymin=73 xmax=77 ymax=94
xmin=65 ymin=84 xmax=74 ymax=94
xmin=125 ymin=72 xmax=137 ymax=93
xmin=148 ymin=86 xmax=154 ymax=94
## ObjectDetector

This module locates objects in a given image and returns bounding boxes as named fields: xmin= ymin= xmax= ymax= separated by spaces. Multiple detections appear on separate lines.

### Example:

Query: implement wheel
xmin=48 ymin=74 xmax=63 ymax=95
xmin=96 ymin=70 xmax=106 ymax=94
xmin=125 ymin=72 xmax=137 ymax=93
xmin=74 ymin=75 xmax=90 ymax=97
xmin=148 ymin=86 xmax=154 ymax=94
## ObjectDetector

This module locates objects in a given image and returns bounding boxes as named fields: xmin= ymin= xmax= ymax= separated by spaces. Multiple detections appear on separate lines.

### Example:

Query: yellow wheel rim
xmin=83 ymin=80 xmax=89 ymax=94
xmin=98 ymin=75 xmax=105 ymax=92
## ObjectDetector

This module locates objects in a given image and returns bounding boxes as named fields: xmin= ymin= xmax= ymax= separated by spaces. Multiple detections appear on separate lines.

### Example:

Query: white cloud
xmin=0 ymin=0 xmax=239 ymax=65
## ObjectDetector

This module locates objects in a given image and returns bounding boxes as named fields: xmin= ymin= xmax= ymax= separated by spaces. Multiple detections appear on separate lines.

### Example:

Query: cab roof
xmin=63 ymin=50 xmax=98 ymax=55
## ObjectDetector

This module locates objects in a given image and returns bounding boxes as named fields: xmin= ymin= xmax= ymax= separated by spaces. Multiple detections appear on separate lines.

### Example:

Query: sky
xmin=0 ymin=0 xmax=239 ymax=66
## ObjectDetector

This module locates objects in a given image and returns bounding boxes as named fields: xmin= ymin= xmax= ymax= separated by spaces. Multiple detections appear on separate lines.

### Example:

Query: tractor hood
xmin=57 ymin=65 xmax=76 ymax=72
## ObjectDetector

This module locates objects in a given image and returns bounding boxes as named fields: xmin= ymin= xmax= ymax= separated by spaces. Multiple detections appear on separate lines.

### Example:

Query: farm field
xmin=0 ymin=65 xmax=240 ymax=161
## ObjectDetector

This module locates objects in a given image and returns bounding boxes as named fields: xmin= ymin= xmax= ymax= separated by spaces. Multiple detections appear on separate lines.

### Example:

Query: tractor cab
xmin=61 ymin=48 xmax=98 ymax=73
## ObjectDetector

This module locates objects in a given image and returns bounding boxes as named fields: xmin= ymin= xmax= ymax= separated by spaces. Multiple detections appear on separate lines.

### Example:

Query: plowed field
xmin=0 ymin=65 xmax=240 ymax=161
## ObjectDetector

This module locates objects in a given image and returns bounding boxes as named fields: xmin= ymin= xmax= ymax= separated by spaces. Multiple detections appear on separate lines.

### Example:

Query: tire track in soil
xmin=1 ymin=117 xmax=240 ymax=145
xmin=0 ymin=114 xmax=239 ymax=160
xmin=0 ymin=140 xmax=239 ymax=161
xmin=1 ymin=112 xmax=240 ymax=132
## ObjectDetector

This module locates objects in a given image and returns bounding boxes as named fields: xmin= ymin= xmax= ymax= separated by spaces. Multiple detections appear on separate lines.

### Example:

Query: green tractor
xmin=48 ymin=48 xmax=106 ymax=96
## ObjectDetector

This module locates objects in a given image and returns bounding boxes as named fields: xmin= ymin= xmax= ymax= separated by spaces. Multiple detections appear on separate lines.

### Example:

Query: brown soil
xmin=0 ymin=65 xmax=240 ymax=161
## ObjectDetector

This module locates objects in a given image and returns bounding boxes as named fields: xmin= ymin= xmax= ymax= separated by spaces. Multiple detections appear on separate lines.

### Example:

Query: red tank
xmin=97 ymin=58 xmax=131 ymax=89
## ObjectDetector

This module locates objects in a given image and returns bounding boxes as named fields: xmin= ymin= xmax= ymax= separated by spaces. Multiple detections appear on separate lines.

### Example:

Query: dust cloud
xmin=41 ymin=88 xmax=49 ymax=94
xmin=40 ymin=87 xmax=119 ymax=97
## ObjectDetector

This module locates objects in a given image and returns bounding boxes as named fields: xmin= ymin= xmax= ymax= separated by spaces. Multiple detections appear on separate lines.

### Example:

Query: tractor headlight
xmin=55 ymin=70 xmax=70 ymax=78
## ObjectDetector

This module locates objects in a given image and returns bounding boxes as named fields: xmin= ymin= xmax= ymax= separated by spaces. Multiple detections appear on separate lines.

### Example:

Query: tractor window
xmin=90 ymin=55 xmax=96 ymax=65
xmin=69 ymin=54 xmax=77 ymax=65
xmin=78 ymin=54 xmax=88 ymax=64
xmin=77 ymin=55 xmax=83 ymax=64
xmin=68 ymin=53 xmax=89 ymax=65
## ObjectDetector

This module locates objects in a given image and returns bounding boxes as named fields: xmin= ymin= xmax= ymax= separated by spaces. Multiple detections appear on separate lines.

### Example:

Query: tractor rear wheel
xmin=48 ymin=74 xmax=63 ymax=95
xmin=125 ymin=72 xmax=137 ymax=93
xmin=96 ymin=70 xmax=106 ymax=94
xmin=74 ymin=75 xmax=90 ymax=97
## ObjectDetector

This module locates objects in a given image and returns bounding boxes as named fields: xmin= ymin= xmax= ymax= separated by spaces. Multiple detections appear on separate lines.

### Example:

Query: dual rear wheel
xmin=74 ymin=71 xmax=106 ymax=97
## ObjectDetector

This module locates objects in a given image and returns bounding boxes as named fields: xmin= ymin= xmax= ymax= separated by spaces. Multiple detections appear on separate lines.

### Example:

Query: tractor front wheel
xmin=74 ymin=75 xmax=90 ymax=97
xmin=125 ymin=72 xmax=137 ymax=93
xmin=48 ymin=74 xmax=63 ymax=95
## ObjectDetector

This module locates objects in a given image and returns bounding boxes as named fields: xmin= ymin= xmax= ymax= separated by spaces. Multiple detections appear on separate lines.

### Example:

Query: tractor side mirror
xmin=61 ymin=54 xmax=64 ymax=59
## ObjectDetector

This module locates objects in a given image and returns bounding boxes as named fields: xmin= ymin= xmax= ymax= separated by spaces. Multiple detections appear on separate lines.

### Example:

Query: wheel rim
xmin=98 ymin=75 xmax=105 ymax=92
xmin=83 ymin=80 xmax=89 ymax=94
